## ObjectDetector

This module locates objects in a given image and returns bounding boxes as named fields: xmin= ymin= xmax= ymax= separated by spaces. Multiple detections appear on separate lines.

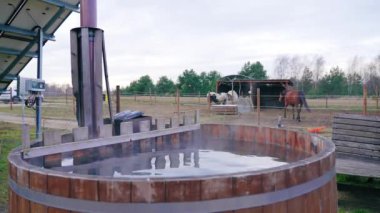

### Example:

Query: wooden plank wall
xmin=332 ymin=114 xmax=380 ymax=159
xmin=210 ymin=105 xmax=238 ymax=115
xmin=23 ymin=111 xmax=200 ymax=160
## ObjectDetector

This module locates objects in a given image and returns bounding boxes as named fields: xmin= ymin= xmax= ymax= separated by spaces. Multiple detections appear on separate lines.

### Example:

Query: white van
xmin=0 ymin=90 xmax=20 ymax=103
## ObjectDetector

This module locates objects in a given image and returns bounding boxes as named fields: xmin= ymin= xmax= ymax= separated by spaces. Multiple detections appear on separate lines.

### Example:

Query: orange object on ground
xmin=307 ymin=126 xmax=326 ymax=133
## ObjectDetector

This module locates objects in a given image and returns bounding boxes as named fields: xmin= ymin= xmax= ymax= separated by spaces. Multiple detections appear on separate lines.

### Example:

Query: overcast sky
xmin=20 ymin=0 xmax=380 ymax=88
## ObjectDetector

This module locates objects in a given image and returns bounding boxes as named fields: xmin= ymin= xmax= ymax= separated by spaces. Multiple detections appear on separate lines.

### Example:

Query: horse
xmin=207 ymin=92 xmax=228 ymax=104
xmin=207 ymin=90 xmax=238 ymax=105
xmin=227 ymin=90 xmax=238 ymax=104
xmin=278 ymin=87 xmax=311 ymax=122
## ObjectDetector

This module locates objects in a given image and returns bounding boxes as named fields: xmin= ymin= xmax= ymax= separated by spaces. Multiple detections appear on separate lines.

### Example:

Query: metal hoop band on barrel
xmin=9 ymin=168 xmax=335 ymax=213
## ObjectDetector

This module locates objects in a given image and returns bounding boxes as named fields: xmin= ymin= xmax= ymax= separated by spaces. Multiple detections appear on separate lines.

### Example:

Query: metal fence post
xmin=257 ymin=88 xmax=260 ymax=125
xmin=72 ymin=96 xmax=75 ymax=115
xmin=376 ymin=85 xmax=379 ymax=110
xmin=149 ymin=88 xmax=152 ymax=104
xmin=116 ymin=85 xmax=120 ymax=113
xmin=177 ymin=89 xmax=180 ymax=116
xmin=10 ymin=87 xmax=13 ymax=110
xmin=65 ymin=88 xmax=68 ymax=104
xmin=363 ymin=84 xmax=367 ymax=115
xmin=207 ymin=93 xmax=211 ymax=112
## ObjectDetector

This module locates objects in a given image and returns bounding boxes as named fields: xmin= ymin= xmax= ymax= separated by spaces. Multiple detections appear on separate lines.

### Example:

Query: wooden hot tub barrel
xmin=8 ymin=124 xmax=336 ymax=213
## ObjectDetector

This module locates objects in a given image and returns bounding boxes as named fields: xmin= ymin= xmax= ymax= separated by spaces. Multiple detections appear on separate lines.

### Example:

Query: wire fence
xmin=113 ymin=92 xmax=379 ymax=112
xmin=2 ymin=91 xmax=380 ymax=114
xmin=0 ymin=90 xmax=379 ymax=140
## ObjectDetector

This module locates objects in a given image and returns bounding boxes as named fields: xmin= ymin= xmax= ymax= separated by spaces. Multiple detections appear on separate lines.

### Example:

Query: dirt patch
xmin=122 ymin=100 xmax=335 ymax=137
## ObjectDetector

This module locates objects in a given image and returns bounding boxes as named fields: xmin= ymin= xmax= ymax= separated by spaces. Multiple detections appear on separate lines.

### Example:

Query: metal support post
xmin=36 ymin=27 xmax=43 ymax=139
xmin=70 ymin=28 xmax=104 ymax=138
xmin=80 ymin=0 xmax=97 ymax=28
xmin=102 ymin=35 xmax=113 ymax=123
xmin=70 ymin=1 xmax=104 ymax=138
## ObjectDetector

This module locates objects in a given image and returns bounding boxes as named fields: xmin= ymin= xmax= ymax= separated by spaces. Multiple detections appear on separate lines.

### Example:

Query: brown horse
xmin=279 ymin=87 xmax=311 ymax=122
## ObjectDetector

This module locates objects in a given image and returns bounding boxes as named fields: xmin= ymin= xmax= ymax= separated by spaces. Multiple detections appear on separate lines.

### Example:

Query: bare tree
xmin=312 ymin=55 xmax=325 ymax=89
xmin=346 ymin=56 xmax=364 ymax=95
xmin=288 ymin=56 xmax=305 ymax=87
xmin=376 ymin=54 xmax=380 ymax=77
xmin=45 ymin=83 xmax=72 ymax=96
xmin=274 ymin=56 xmax=290 ymax=79
xmin=300 ymin=66 xmax=313 ymax=92
xmin=375 ymin=54 xmax=380 ymax=64
xmin=366 ymin=55 xmax=380 ymax=96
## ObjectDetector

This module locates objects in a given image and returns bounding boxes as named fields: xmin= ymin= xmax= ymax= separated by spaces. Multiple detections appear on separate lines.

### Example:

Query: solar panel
xmin=0 ymin=0 xmax=80 ymax=93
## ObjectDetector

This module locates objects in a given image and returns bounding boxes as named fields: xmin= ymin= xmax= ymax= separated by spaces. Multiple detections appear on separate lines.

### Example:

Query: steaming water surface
xmin=113 ymin=150 xmax=288 ymax=178
xmin=54 ymin=141 xmax=309 ymax=179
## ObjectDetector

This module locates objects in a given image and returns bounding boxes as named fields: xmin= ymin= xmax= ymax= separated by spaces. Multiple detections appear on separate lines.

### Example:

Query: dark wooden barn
xmin=215 ymin=75 xmax=293 ymax=108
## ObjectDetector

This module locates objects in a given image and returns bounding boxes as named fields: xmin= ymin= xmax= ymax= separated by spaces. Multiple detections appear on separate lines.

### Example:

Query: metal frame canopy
xmin=0 ymin=0 xmax=80 ymax=92
xmin=216 ymin=75 xmax=294 ymax=93
xmin=216 ymin=75 xmax=294 ymax=108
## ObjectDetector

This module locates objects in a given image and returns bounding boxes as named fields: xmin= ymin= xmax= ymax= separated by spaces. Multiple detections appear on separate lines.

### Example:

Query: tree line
xmin=121 ymin=61 xmax=268 ymax=95
xmin=274 ymin=55 xmax=380 ymax=96
xmin=43 ymin=54 xmax=380 ymax=97
xmin=121 ymin=70 xmax=222 ymax=95
xmin=123 ymin=55 xmax=380 ymax=97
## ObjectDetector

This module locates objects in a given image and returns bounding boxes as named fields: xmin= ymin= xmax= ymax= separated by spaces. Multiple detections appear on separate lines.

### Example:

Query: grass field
xmin=0 ymin=122 xmax=26 ymax=212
